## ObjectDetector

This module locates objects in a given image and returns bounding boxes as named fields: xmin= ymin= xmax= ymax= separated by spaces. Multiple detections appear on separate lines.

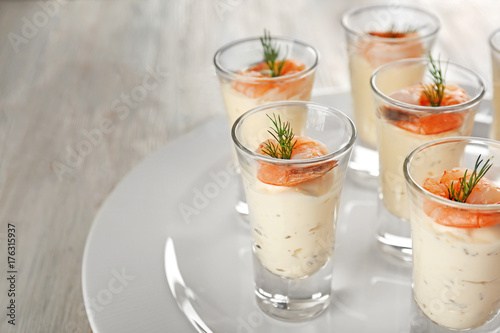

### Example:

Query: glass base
xmin=348 ymin=143 xmax=379 ymax=189
xmin=376 ymin=197 xmax=412 ymax=263
xmin=255 ymin=291 xmax=330 ymax=322
xmin=410 ymin=296 xmax=500 ymax=333
xmin=377 ymin=233 xmax=412 ymax=263
xmin=253 ymin=255 xmax=333 ymax=321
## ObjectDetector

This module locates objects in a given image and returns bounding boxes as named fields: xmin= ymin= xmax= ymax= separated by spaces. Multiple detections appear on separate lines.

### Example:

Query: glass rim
xmin=231 ymin=101 xmax=357 ymax=165
xmin=213 ymin=36 xmax=319 ymax=83
xmin=341 ymin=4 xmax=440 ymax=43
xmin=404 ymin=136 xmax=500 ymax=211
xmin=370 ymin=58 xmax=486 ymax=113
xmin=489 ymin=28 xmax=500 ymax=54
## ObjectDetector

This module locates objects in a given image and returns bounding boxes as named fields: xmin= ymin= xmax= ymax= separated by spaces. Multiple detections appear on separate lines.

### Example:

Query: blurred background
xmin=0 ymin=0 xmax=498 ymax=332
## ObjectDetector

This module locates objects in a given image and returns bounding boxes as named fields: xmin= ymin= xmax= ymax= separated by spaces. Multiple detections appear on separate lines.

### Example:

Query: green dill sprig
xmin=422 ymin=54 xmax=446 ymax=107
xmin=387 ymin=24 xmax=418 ymax=37
xmin=447 ymin=155 xmax=493 ymax=203
xmin=261 ymin=114 xmax=296 ymax=159
xmin=260 ymin=29 xmax=286 ymax=77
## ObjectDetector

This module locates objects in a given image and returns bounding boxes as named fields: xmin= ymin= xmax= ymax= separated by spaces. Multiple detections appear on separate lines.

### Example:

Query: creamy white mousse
xmin=491 ymin=58 xmax=500 ymax=140
xmin=412 ymin=210 xmax=500 ymax=330
xmin=220 ymin=70 xmax=314 ymax=126
xmin=244 ymin=169 xmax=341 ymax=279
xmin=348 ymin=33 xmax=424 ymax=147
xmin=377 ymin=86 xmax=475 ymax=221
xmin=378 ymin=121 xmax=472 ymax=221
xmin=349 ymin=52 xmax=378 ymax=146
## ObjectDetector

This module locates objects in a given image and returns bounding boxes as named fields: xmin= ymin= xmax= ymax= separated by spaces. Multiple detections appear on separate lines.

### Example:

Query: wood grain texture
xmin=0 ymin=0 xmax=498 ymax=332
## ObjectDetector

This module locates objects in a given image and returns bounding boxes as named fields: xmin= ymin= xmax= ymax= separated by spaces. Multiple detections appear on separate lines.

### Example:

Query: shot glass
xmin=342 ymin=4 xmax=440 ymax=149
xmin=490 ymin=29 xmax=500 ymax=140
xmin=371 ymin=58 xmax=485 ymax=261
xmin=231 ymin=101 xmax=356 ymax=321
xmin=214 ymin=36 xmax=319 ymax=217
xmin=404 ymin=137 xmax=500 ymax=332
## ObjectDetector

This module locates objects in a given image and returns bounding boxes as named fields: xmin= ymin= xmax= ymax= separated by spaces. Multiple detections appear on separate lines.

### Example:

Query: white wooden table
xmin=0 ymin=0 xmax=498 ymax=331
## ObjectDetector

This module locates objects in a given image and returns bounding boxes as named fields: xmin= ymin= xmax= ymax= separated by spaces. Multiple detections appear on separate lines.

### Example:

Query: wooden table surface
xmin=0 ymin=0 xmax=498 ymax=332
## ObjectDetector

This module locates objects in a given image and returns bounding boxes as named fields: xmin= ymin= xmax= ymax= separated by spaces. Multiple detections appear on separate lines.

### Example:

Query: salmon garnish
xmin=382 ymin=83 xmax=470 ymax=135
xmin=230 ymin=30 xmax=310 ymax=98
xmin=256 ymin=136 xmax=336 ymax=187
xmin=231 ymin=59 xmax=307 ymax=98
xmin=422 ymin=156 xmax=500 ymax=228
xmin=361 ymin=31 xmax=423 ymax=68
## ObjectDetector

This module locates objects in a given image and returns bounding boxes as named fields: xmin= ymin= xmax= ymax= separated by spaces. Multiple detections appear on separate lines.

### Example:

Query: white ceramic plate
xmin=82 ymin=92 xmax=492 ymax=333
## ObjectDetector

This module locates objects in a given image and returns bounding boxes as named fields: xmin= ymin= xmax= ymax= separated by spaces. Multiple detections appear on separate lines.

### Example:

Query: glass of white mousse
xmin=231 ymin=101 xmax=356 ymax=321
xmin=404 ymin=137 xmax=500 ymax=332
xmin=371 ymin=58 xmax=485 ymax=262
xmin=490 ymin=29 xmax=500 ymax=141
xmin=341 ymin=5 xmax=439 ymax=180
xmin=214 ymin=34 xmax=319 ymax=218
